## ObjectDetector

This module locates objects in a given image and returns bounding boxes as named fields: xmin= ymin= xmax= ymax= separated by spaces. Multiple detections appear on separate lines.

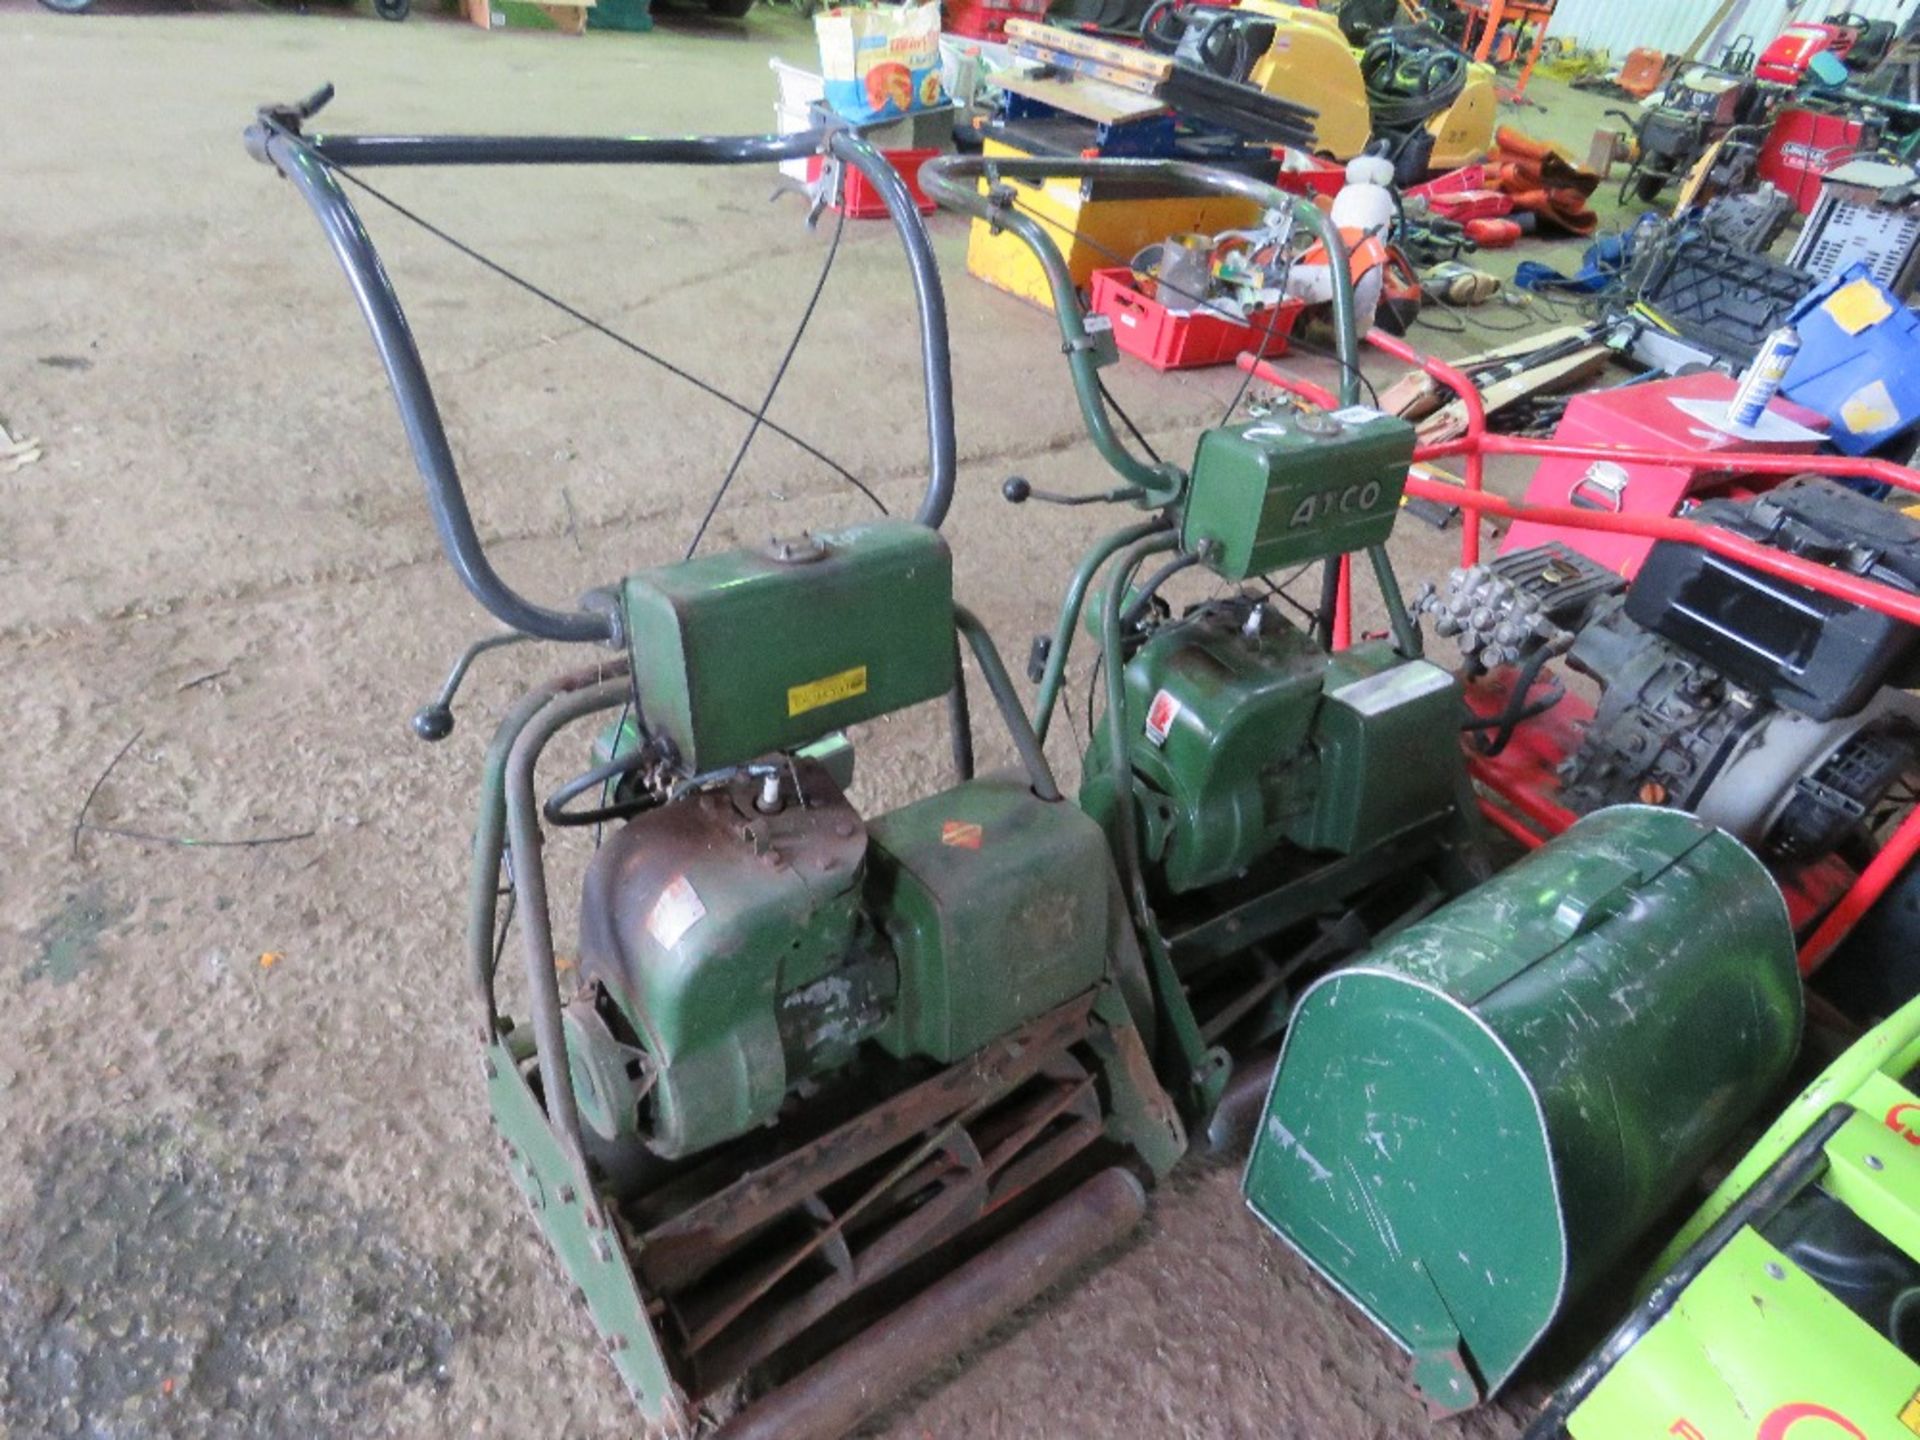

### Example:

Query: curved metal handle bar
xmin=245 ymin=119 xmax=957 ymax=643
xmin=829 ymin=129 xmax=958 ymax=529
xmin=919 ymin=155 xmax=1364 ymax=502
xmin=251 ymin=126 xmax=612 ymax=642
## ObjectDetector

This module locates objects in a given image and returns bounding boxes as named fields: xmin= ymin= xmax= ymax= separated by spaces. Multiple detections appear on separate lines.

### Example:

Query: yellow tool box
xmin=965 ymin=130 xmax=1261 ymax=312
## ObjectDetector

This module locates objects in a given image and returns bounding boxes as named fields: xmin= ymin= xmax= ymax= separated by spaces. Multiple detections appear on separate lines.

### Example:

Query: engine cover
xmin=1090 ymin=596 xmax=1467 ymax=894
xmin=865 ymin=773 xmax=1122 ymax=1065
xmin=1628 ymin=479 xmax=1920 ymax=721
xmin=576 ymin=759 xmax=892 ymax=1159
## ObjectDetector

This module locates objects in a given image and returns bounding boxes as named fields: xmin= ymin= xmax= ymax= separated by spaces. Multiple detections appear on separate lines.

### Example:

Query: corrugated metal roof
xmin=1546 ymin=0 xmax=1914 ymax=64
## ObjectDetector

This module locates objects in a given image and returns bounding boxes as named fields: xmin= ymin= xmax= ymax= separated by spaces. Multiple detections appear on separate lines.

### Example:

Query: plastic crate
xmin=1089 ymin=268 xmax=1303 ymax=371
xmin=1274 ymin=159 xmax=1346 ymax=200
xmin=1634 ymin=230 xmax=1814 ymax=368
xmin=805 ymin=149 xmax=940 ymax=219
xmin=945 ymin=0 xmax=1048 ymax=43
xmin=1784 ymin=263 xmax=1920 ymax=454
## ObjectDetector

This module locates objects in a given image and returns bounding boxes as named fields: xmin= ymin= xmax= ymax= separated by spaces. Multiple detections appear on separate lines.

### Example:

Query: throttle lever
xmin=412 ymin=631 xmax=535 ymax=741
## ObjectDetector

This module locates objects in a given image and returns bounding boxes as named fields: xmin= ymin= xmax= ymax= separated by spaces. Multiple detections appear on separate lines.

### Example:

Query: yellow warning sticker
xmin=788 ymin=664 xmax=868 ymax=717
xmin=1901 ymin=1386 xmax=1920 ymax=1434
xmin=1823 ymin=276 xmax=1895 ymax=336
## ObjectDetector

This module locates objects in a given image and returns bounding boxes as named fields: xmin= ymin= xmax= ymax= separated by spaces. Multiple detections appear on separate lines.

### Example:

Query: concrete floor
xmin=1 ymin=5 xmax=1627 ymax=1436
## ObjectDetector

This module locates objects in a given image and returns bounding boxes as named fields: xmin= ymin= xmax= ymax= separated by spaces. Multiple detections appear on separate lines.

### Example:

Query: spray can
xmin=1727 ymin=324 xmax=1801 ymax=428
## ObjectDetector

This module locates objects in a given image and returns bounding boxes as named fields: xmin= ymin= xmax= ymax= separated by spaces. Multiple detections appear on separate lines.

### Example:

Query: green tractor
xmin=250 ymin=90 xmax=1805 ymax=1438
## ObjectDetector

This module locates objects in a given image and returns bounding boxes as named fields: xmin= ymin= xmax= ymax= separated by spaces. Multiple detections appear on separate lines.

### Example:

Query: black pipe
xmin=955 ymin=605 xmax=1061 ymax=803
xmin=828 ymin=130 xmax=956 ymax=530
xmin=1121 ymin=551 xmax=1201 ymax=631
xmin=1466 ymin=641 xmax=1564 ymax=758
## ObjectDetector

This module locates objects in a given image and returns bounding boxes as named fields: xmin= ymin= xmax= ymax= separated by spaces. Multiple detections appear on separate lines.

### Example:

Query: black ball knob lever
xmin=411 ymin=703 xmax=455 ymax=742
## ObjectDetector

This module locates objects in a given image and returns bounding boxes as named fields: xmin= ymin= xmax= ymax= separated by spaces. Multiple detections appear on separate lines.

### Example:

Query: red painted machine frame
xmin=1238 ymin=332 xmax=1920 ymax=974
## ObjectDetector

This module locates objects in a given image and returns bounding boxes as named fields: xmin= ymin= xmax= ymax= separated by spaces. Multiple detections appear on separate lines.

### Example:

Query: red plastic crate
xmin=805 ymin=149 xmax=940 ymax=219
xmin=1089 ymin=268 xmax=1303 ymax=371
xmin=1274 ymin=158 xmax=1346 ymax=200
xmin=945 ymin=0 xmax=1048 ymax=42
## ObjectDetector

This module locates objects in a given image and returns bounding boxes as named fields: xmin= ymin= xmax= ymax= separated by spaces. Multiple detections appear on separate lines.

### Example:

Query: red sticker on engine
xmin=941 ymin=820 xmax=983 ymax=849
xmin=1145 ymin=688 xmax=1180 ymax=747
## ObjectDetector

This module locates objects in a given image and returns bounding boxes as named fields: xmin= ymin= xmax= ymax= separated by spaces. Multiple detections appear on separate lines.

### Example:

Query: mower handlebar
xmin=918 ymin=154 xmax=1365 ymax=506
xmin=246 ymin=102 xmax=958 ymax=645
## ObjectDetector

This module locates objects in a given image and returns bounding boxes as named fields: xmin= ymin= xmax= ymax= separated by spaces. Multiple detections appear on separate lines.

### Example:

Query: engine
xmin=553 ymin=519 xmax=1127 ymax=1162
xmin=571 ymin=759 xmax=1120 ymax=1159
xmin=1424 ymin=479 xmax=1920 ymax=864
xmin=1085 ymin=592 xmax=1467 ymax=895
xmin=1078 ymin=402 xmax=1482 ymax=984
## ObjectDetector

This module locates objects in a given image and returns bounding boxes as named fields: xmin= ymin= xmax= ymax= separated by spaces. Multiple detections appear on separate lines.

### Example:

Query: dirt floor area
xmin=1 ymin=5 xmax=1634 ymax=1436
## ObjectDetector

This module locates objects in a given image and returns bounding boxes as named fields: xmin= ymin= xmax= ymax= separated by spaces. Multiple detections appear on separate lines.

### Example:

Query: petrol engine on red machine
xmin=1423 ymin=479 xmax=1920 ymax=869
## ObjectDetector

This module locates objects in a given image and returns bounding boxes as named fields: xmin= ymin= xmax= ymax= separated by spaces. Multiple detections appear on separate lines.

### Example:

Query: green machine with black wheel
xmin=920 ymin=153 xmax=1490 ymax=1122
xmin=1528 ymin=991 xmax=1920 ymax=1440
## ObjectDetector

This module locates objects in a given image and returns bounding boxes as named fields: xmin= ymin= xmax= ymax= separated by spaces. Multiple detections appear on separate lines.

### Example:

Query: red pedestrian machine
xmin=1240 ymin=332 xmax=1920 ymax=1010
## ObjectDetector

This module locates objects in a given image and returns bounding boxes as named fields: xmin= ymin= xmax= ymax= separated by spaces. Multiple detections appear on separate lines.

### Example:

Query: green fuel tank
xmin=1243 ymin=806 xmax=1801 ymax=1412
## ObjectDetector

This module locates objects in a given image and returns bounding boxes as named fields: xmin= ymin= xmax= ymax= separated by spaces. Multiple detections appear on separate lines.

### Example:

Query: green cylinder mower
xmin=251 ymin=86 xmax=1812 ymax=1439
